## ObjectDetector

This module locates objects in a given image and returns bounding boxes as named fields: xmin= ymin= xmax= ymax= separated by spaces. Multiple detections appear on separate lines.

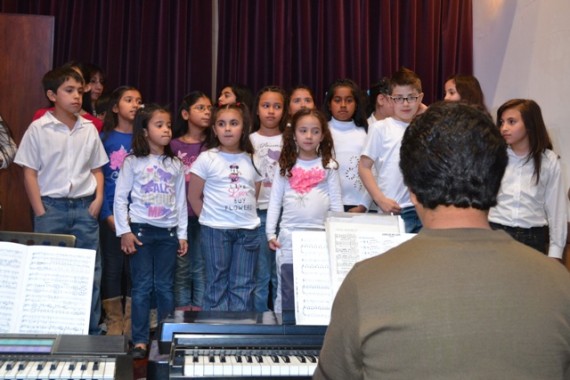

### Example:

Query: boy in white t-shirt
xmin=359 ymin=67 xmax=424 ymax=233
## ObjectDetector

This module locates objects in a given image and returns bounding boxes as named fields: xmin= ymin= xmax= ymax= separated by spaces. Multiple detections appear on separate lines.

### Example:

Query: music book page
xmin=291 ymin=230 xmax=331 ymax=326
xmin=292 ymin=214 xmax=415 ymax=325
xmin=0 ymin=242 xmax=95 ymax=335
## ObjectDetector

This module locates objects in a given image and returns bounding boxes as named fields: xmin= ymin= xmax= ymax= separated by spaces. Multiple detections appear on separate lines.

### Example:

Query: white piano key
xmin=211 ymin=355 xmax=225 ymax=376
xmin=91 ymin=360 xmax=107 ymax=379
xmin=71 ymin=361 xmax=86 ymax=379
xmin=229 ymin=355 xmax=243 ymax=377
xmin=48 ymin=360 xmax=66 ymax=380
xmin=102 ymin=360 xmax=116 ymax=380
xmin=3 ymin=360 xmax=23 ymax=378
xmin=195 ymin=355 xmax=207 ymax=377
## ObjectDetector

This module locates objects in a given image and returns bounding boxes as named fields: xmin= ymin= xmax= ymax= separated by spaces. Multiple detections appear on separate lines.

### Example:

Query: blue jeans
xmin=174 ymin=216 xmax=205 ymax=307
xmin=129 ymin=223 xmax=178 ymax=345
xmin=100 ymin=221 xmax=131 ymax=299
xmin=201 ymin=226 xmax=260 ymax=311
xmin=400 ymin=206 xmax=422 ymax=233
xmin=34 ymin=195 xmax=102 ymax=335
xmin=253 ymin=210 xmax=277 ymax=312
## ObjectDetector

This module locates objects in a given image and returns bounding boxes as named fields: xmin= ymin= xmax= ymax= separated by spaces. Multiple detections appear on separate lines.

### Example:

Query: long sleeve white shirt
xmin=489 ymin=148 xmax=567 ymax=258
xmin=114 ymin=154 xmax=188 ymax=239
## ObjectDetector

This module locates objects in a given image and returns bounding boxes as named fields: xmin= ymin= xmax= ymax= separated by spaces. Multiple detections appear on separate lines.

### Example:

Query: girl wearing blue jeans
xmin=114 ymin=104 xmax=188 ymax=359
xmin=188 ymin=103 xmax=261 ymax=312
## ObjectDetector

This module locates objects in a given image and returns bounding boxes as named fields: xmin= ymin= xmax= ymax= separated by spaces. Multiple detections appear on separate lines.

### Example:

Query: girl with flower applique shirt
xmin=266 ymin=108 xmax=343 ymax=313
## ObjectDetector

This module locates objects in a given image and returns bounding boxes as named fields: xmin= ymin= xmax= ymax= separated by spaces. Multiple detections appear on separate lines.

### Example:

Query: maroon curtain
xmin=1 ymin=0 xmax=471 ymax=107
xmin=217 ymin=0 xmax=473 ymax=105
xmin=0 ymin=0 xmax=213 ymax=109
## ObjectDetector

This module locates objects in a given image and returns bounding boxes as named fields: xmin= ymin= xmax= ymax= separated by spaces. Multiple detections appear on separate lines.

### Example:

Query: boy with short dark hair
xmin=359 ymin=67 xmax=424 ymax=233
xmin=15 ymin=65 xmax=109 ymax=335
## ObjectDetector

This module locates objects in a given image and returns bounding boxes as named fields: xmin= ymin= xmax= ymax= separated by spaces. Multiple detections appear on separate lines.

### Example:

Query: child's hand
xmin=88 ymin=197 xmax=103 ymax=218
xmin=121 ymin=232 xmax=142 ymax=255
xmin=376 ymin=196 xmax=401 ymax=214
xmin=178 ymin=239 xmax=188 ymax=256
xmin=269 ymin=238 xmax=281 ymax=250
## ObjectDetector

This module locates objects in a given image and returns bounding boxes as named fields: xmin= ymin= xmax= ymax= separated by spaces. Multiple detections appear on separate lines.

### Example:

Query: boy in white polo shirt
xmin=359 ymin=67 xmax=424 ymax=233
xmin=15 ymin=65 xmax=109 ymax=334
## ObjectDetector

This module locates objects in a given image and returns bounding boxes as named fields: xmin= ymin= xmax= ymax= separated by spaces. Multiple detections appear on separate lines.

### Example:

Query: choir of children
xmin=12 ymin=63 xmax=567 ymax=360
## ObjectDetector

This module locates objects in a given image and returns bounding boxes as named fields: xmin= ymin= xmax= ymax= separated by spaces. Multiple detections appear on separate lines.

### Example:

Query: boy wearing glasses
xmin=359 ymin=67 xmax=424 ymax=233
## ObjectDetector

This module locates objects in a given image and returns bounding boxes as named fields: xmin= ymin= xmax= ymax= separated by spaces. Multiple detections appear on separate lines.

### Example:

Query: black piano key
xmin=246 ymin=355 xmax=253 ymax=363
xmin=6 ymin=362 xmax=14 ymax=370
xmin=68 ymin=362 xmax=76 ymax=370
xmin=271 ymin=355 xmax=279 ymax=363
xmin=220 ymin=355 xmax=226 ymax=363
xmin=307 ymin=355 xmax=317 ymax=363
xmin=50 ymin=362 xmax=57 ymax=370
xmin=18 ymin=362 xmax=26 ymax=370
xmin=80 ymin=362 xmax=88 ymax=371
xmin=255 ymin=355 xmax=263 ymax=363
xmin=296 ymin=355 xmax=306 ymax=363
xmin=37 ymin=362 xmax=44 ymax=370
xmin=93 ymin=361 xmax=100 ymax=371
xmin=281 ymin=355 xmax=291 ymax=363
xmin=193 ymin=355 xmax=199 ymax=363
xmin=208 ymin=355 xmax=215 ymax=363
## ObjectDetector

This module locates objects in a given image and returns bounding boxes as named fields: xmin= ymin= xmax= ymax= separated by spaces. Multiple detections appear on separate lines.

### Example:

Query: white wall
xmin=473 ymin=0 xmax=570 ymax=215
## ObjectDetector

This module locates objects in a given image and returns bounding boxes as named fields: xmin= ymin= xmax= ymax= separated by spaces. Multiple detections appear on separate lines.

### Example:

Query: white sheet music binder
xmin=292 ymin=213 xmax=414 ymax=325
xmin=0 ymin=242 xmax=95 ymax=335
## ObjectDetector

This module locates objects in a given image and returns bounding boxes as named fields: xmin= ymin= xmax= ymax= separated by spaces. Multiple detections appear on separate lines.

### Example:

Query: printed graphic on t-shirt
xmin=139 ymin=165 xmax=175 ymax=218
xmin=345 ymin=155 xmax=364 ymax=191
xmin=226 ymin=164 xmax=255 ymax=212
xmin=289 ymin=166 xmax=325 ymax=206
xmin=177 ymin=151 xmax=199 ymax=181
xmin=256 ymin=142 xmax=281 ymax=188
xmin=109 ymin=146 xmax=129 ymax=170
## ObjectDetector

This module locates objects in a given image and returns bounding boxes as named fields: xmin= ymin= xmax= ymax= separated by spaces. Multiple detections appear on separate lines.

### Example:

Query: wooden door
xmin=0 ymin=13 xmax=54 ymax=231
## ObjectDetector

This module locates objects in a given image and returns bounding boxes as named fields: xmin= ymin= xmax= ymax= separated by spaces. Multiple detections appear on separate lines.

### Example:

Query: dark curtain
xmin=0 ymin=0 xmax=213 ymax=109
xmin=1 ymin=0 xmax=471 ymax=107
xmin=216 ymin=0 xmax=473 ymax=105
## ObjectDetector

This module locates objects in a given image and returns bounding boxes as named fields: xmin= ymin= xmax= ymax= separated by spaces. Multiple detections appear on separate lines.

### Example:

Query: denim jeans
xmin=400 ymin=206 xmax=422 ymax=233
xmin=129 ymin=223 xmax=178 ymax=345
xmin=201 ymin=226 xmax=260 ymax=311
xmin=100 ymin=221 xmax=131 ymax=299
xmin=490 ymin=222 xmax=548 ymax=254
xmin=34 ymin=195 xmax=102 ymax=335
xmin=253 ymin=210 xmax=278 ymax=312
xmin=174 ymin=216 xmax=205 ymax=307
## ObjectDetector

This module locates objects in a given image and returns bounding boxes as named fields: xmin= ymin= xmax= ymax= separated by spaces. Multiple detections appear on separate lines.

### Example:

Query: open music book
xmin=0 ymin=242 xmax=95 ymax=335
xmin=292 ymin=213 xmax=415 ymax=325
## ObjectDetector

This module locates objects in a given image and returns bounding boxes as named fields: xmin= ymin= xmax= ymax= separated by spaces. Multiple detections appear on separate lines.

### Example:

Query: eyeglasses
xmin=192 ymin=105 xmax=213 ymax=112
xmin=389 ymin=96 xmax=420 ymax=104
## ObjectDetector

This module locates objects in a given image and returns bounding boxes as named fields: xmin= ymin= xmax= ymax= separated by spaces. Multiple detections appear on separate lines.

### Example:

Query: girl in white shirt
xmin=188 ymin=103 xmax=261 ymax=311
xmin=323 ymin=78 xmax=371 ymax=212
xmin=250 ymin=86 xmax=287 ymax=312
xmin=114 ymin=104 xmax=188 ymax=359
xmin=489 ymin=99 xmax=567 ymax=260
xmin=266 ymin=108 xmax=343 ymax=312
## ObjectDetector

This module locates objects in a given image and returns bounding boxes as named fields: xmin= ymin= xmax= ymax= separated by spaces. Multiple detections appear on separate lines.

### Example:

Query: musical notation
xmin=0 ymin=242 xmax=95 ymax=335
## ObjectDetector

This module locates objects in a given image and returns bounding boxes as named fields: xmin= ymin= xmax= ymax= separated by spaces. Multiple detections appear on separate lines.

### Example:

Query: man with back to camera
xmin=314 ymin=102 xmax=570 ymax=379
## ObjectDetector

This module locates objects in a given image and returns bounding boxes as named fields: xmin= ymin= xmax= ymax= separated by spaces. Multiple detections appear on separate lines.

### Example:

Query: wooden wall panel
xmin=0 ymin=13 xmax=54 ymax=231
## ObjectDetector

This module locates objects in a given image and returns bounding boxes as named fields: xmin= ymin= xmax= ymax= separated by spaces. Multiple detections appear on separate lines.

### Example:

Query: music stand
xmin=0 ymin=230 xmax=76 ymax=247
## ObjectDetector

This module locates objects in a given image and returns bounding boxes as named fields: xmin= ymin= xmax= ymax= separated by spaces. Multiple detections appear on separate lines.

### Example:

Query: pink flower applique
xmin=289 ymin=166 xmax=325 ymax=195
xmin=109 ymin=146 xmax=129 ymax=170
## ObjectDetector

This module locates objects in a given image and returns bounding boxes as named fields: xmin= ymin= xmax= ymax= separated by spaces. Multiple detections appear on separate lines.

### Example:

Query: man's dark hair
xmin=400 ymin=101 xmax=507 ymax=210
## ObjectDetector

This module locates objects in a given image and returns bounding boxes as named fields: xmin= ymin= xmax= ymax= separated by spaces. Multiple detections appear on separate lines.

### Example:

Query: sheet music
xmin=292 ymin=231 xmax=332 ymax=325
xmin=292 ymin=214 xmax=415 ymax=325
xmin=0 ymin=242 xmax=95 ymax=335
